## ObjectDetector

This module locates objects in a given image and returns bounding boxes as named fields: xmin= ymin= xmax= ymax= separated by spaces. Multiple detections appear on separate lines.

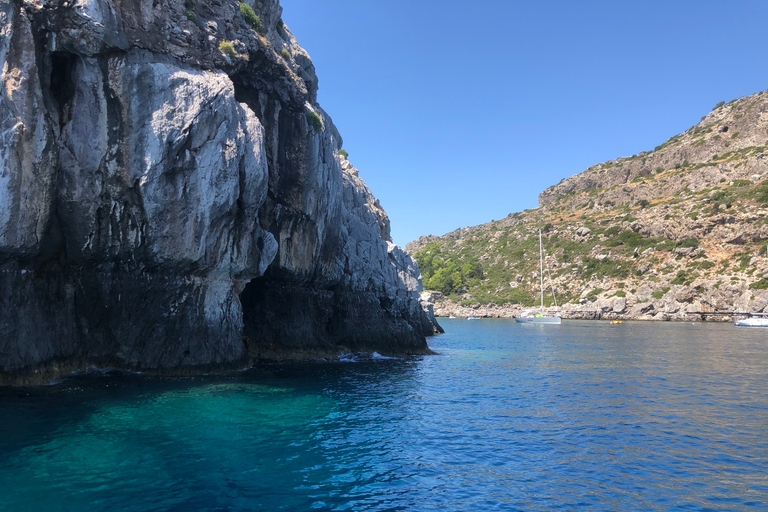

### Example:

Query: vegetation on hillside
xmin=219 ymin=40 xmax=238 ymax=59
xmin=239 ymin=3 xmax=265 ymax=35
xmin=306 ymin=111 xmax=323 ymax=132
xmin=411 ymin=91 xmax=768 ymax=312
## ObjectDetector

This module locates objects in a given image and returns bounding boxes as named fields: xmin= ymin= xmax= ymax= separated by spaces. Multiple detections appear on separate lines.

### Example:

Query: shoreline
xmin=0 ymin=346 xmax=438 ymax=388
xmin=431 ymin=299 xmax=749 ymax=322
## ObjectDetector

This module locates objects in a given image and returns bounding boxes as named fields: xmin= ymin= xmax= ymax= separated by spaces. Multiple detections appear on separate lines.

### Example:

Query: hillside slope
xmin=408 ymin=90 xmax=768 ymax=320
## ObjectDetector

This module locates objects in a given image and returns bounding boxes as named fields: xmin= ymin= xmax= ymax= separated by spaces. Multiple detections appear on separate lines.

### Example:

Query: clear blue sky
xmin=280 ymin=0 xmax=768 ymax=248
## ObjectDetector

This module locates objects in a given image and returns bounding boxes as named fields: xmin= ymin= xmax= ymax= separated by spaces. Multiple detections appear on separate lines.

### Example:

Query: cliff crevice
xmin=0 ymin=0 xmax=440 ymax=385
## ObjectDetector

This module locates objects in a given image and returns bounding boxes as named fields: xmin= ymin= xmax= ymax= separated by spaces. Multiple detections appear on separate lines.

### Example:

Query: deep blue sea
xmin=1 ymin=319 xmax=767 ymax=511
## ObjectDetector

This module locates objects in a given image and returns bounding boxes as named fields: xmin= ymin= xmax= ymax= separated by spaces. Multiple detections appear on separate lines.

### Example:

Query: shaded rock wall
xmin=0 ymin=0 xmax=439 ymax=384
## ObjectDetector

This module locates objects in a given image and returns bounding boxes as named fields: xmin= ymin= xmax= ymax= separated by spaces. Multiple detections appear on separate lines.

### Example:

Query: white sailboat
xmin=734 ymin=312 xmax=768 ymax=327
xmin=515 ymin=229 xmax=562 ymax=324
xmin=736 ymin=252 xmax=768 ymax=326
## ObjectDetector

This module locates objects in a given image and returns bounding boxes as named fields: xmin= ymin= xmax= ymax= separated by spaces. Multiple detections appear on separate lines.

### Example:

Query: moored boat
xmin=514 ymin=229 xmax=562 ymax=325
xmin=515 ymin=314 xmax=561 ymax=325
xmin=735 ymin=313 xmax=768 ymax=327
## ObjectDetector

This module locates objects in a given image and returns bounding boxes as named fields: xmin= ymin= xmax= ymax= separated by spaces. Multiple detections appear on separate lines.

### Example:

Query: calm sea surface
xmin=1 ymin=319 xmax=767 ymax=511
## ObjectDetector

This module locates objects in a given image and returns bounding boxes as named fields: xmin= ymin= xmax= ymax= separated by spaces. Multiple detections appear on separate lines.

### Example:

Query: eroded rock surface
xmin=407 ymin=89 xmax=768 ymax=322
xmin=0 ymin=0 xmax=439 ymax=384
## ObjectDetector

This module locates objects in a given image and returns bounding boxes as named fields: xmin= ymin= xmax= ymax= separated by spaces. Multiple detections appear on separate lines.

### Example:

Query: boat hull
xmin=735 ymin=317 xmax=768 ymax=327
xmin=515 ymin=316 xmax=562 ymax=325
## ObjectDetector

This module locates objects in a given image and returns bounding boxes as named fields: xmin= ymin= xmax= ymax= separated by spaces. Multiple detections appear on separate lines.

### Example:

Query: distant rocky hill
xmin=408 ymin=90 xmax=768 ymax=321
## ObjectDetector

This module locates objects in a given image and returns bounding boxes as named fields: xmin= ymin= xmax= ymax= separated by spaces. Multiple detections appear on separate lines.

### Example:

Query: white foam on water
xmin=371 ymin=352 xmax=396 ymax=360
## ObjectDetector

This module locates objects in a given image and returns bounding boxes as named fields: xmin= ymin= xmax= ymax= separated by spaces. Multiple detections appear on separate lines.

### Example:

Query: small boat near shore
xmin=734 ymin=312 xmax=768 ymax=327
xmin=514 ymin=229 xmax=561 ymax=325
xmin=515 ymin=314 xmax=561 ymax=325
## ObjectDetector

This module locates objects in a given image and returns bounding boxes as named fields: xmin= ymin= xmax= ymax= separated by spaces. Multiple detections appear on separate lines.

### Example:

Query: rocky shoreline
xmin=426 ymin=290 xmax=766 ymax=322
xmin=408 ymin=90 xmax=768 ymax=325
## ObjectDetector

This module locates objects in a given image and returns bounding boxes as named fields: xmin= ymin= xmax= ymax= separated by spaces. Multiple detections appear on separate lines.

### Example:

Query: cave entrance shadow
xmin=240 ymin=275 xmax=338 ymax=360
xmin=239 ymin=275 xmax=435 ymax=359
xmin=49 ymin=51 xmax=78 ymax=128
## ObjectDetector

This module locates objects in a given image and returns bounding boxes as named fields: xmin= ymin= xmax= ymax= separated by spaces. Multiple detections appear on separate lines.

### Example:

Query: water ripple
xmin=1 ymin=320 xmax=767 ymax=510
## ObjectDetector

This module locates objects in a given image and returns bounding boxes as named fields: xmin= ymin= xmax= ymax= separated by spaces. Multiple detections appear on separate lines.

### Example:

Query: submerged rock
xmin=0 ymin=0 xmax=440 ymax=384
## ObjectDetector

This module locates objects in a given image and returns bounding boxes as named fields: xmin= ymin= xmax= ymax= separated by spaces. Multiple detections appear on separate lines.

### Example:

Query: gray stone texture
xmin=0 ymin=0 xmax=439 ymax=384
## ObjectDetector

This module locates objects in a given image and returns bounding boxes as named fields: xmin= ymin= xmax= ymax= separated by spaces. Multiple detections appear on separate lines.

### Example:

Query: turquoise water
xmin=1 ymin=319 xmax=767 ymax=511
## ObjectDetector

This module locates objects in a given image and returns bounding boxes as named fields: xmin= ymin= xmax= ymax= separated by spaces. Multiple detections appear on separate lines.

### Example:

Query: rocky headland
xmin=408 ymin=91 xmax=768 ymax=322
xmin=0 ymin=0 xmax=440 ymax=385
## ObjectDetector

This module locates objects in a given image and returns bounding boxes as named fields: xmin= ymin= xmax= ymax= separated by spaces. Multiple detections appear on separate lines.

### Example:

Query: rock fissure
xmin=0 ymin=0 xmax=439 ymax=385
xmin=49 ymin=51 xmax=78 ymax=129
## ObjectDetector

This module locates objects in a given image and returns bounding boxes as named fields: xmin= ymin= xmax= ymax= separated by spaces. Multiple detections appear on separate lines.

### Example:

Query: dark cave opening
xmin=240 ymin=275 xmax=266 ymax=341
xmin=230 ymin=74 xmax=265 ymax=126
xmin=49 ymin=51 xmax=77 ymax=128
xmin=239 ymin=272 xmax=341 ymax=354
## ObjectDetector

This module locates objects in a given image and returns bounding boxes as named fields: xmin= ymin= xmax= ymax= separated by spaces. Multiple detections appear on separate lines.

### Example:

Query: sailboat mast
xmin=539 ymin=229 xmax=544 ymax=312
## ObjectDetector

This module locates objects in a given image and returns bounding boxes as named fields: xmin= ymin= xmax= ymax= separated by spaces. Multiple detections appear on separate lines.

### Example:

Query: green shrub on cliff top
xmin=670 ymin=271 xmax=689 ymax=285
xmin=306 ymin=111 xmax=322 ymax=132
xmin=219 ymin=40 xmax=237 ymax=58
xmin=461 ymin=260 xmax=484 ymax=280
xmin=581 ymin=257 xmax=629 ymax=280
xmin=338 ymin=149 xmax=349 ymax=158
xmin=239 ymin=3 xmax=265 ymax=35
xmin=750 ymin=181 xmax=768 ymax=205
xmin=676 ymin=237 xmax=700 ymax=249
xmin=413 ymin=243 xmax=441 ymax=279
xmin=428 ymin=267 xmax=462 ymax=295
xmin=414 ymin=244 xmax=484 ymax=296
xmin=506 ymin=288 xmax=535 ymax=306
xmin=585 ymin=288 xmax=603 ymax=301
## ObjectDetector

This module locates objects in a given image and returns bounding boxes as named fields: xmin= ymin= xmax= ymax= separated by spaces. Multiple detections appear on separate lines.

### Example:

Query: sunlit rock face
xmin=0 ymin=0 xmax=439 ymax=384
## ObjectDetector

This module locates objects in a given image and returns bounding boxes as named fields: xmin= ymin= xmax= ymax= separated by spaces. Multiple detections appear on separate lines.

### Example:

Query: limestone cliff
xmin=408 ymin=90 xmax=768 ymax=321
xmin=0 ymin=0 xmax=440 ymax=384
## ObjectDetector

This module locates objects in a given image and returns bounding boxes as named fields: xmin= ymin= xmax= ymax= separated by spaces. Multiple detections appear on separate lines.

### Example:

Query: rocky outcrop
xmin=242 ymin=157 xmax=441 ymax=359
xmin=539 ymin=92 xmax=768 ymax=207
xmin=0 ymin=0 xmax=439 ymax=384
xmin=408 ymin=89 xmax=768 ymax=321
xmin=433 ymin=285 xmax=767 ymax=322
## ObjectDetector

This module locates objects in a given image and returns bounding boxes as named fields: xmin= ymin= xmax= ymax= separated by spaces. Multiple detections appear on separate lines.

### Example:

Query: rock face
xmin=0 ymin=0 xmax=439 ymax=384
xmin=538 ymin=91 xmax=768 ymax=206
xmin=408 ymin=90 xmax=768 ymax=321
